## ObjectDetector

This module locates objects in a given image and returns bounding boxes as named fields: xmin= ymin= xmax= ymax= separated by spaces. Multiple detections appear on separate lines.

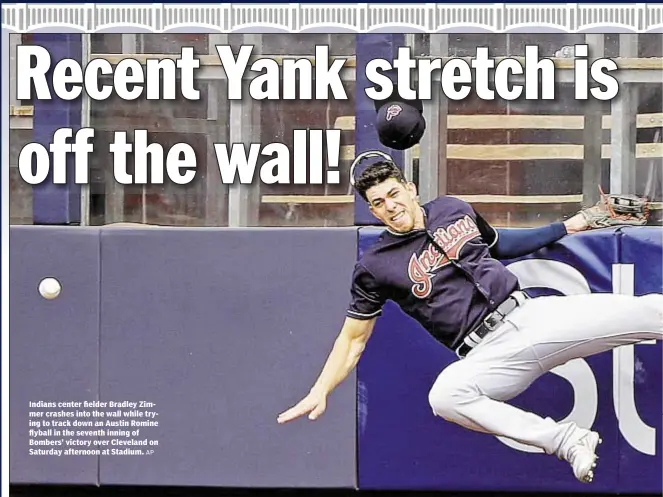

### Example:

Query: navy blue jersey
xmin=347 ymin=195 xmax=520 ymax=349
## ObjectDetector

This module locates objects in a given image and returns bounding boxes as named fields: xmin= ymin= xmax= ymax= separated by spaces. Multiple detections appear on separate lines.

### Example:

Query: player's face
xmin=366 ymin=178 xmax=421 ymax=233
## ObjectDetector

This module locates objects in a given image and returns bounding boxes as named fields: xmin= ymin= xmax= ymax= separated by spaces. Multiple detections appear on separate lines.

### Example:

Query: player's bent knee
xmin=427 ymin=376 xmax=475 ymax=421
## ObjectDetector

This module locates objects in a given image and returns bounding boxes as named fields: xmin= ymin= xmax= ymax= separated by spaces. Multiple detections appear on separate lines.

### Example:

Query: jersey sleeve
xmin=346 ymin=263 xmax=386 ymax=320
xmin=473 ymin=207 xmax=568 ymax=259
xmin=473 ymin=209 xmax=499 ymax=249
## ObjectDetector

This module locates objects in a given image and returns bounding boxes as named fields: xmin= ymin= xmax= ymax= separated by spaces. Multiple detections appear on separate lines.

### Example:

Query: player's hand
xmin=564 ymin=212 xmax=590 ymax=234
xmin=277 ymin=389 xmax=328 ymax=424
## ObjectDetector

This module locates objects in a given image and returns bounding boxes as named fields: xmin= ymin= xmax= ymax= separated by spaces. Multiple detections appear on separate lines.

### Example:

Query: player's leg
xmin=428 ymin=320 xmax=580 ymax=459
xmin=425 ymin=292 xmax=663 ymax=481
xmin=436 ymin=291 xmax=663 ymax=439
xmin=509 ymin=292 xmax=663 ymax=372
xmin=428 ymin=325 xmax=601 ymax=482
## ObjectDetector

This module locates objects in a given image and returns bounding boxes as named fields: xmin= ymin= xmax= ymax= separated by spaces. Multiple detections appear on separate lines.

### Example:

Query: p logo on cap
xmin=385 ymin=104 xmax=403 ymax=121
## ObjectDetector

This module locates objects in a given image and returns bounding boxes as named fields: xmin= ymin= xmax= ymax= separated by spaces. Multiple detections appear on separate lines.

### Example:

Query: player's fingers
xmin=276 ymin=407 xmax=301 ymax=424
xmin=308 ymin=400 xmax=326 ymax=420
xmin=277 ymin=400 xmax=314 ymax=424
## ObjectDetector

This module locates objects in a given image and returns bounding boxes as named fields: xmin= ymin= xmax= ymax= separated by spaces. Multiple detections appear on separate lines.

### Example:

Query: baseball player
xmin=277 ymin=91 xmax=661 ymax=484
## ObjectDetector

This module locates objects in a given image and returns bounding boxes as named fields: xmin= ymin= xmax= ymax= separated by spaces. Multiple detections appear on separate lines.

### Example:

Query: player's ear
xmin=406 ymin=181 xmax=418 ymax=197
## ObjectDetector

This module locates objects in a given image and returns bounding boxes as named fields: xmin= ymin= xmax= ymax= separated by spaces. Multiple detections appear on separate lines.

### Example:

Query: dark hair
xmin=354 ymin=160 xmax=407 ymax=202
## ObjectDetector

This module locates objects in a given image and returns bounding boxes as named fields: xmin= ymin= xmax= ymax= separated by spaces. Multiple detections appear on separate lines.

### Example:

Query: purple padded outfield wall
xmin=616 ymin=227 xmax=663 ymax=493
xmin=356 ymin=226 xmax=663 ymax=494
xmin=8 ymin=224 xmax=663 ymax=492
xmin=10 ymin=227 xmax=100 ymax=484
xmin=31 ymin=34 xmax=82 ymax=225
xmin=9 ymin=226 xmax=359 ymax=488
xmin=97 ymin=227 xmax=358 ymax=487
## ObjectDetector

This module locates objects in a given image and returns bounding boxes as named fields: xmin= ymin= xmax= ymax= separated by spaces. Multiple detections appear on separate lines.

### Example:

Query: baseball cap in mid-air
xmin=373 ymin=84 xmax=426 ymax=151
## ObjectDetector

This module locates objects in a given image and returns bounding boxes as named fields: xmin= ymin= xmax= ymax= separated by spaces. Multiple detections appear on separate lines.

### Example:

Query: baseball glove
xmin=579 ymin=187 xmax=650 ymax=228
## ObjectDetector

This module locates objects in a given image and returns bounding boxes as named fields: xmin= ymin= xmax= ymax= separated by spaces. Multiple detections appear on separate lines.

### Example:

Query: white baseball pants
xmin=427 ymin=293 xmax=663 ymax=458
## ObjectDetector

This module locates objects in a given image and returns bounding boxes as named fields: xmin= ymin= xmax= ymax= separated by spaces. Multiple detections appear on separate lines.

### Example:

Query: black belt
xmin=455 ymin=291 xmax=529 ymax=359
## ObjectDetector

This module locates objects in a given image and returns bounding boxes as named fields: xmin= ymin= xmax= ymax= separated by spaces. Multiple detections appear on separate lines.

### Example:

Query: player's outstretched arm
xmin=475 ymin=207 xmax=590 ymax=260
xmin=277 ymin=316 xmax=377 ymax=424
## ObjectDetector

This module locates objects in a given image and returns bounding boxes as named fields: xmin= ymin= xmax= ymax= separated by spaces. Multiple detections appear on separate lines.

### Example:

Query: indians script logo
xmin=408 ymin=215 xmax=479 ymax=298
xmin=385 ymin=104 xmax=402 ymax=121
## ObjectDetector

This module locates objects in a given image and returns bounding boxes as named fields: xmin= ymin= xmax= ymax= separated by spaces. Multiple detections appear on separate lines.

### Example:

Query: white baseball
xmin=38 ymin=277 xmax=61 ymax=300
